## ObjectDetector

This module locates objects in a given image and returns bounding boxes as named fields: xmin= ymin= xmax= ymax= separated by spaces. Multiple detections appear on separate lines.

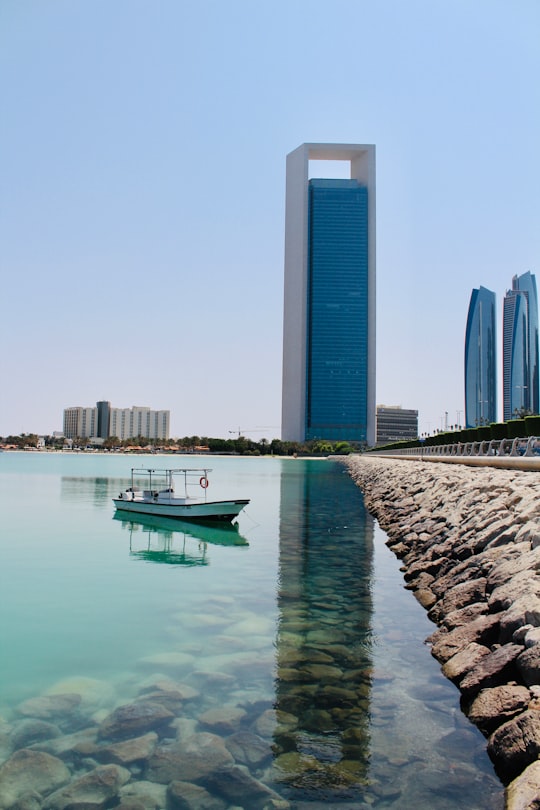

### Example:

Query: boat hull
xmin=112 ymin=498 xmax=249 ymax=523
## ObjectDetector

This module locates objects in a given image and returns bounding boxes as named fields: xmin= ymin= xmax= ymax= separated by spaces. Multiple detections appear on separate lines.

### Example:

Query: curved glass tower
xmin=503 ymin=272 xmax=539 ymax=421
xmin=464 ymin=286 xmax=497 ymax=427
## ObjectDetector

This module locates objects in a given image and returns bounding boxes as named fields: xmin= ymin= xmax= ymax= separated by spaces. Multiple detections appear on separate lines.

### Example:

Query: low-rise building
xmin=376 ymin=405 xmax=418 ymax=445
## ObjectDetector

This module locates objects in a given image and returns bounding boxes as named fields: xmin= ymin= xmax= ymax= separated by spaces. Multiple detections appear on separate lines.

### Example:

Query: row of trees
xmin=0 ymin=433 xmax=362 ymax=457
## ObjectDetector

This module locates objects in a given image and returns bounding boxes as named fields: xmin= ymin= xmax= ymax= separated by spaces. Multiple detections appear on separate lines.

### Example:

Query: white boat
xmin=113 ymin=467 xmax=250 ymax=523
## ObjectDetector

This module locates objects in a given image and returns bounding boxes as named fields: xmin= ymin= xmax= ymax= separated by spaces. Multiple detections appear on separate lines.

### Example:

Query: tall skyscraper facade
xmin=503 ymin=272 xmax=539 ymax=421
xmin=464 ymin=286 xmax=497 ymax=427
xmin=281 ymin=144 xmax=376 ymax=444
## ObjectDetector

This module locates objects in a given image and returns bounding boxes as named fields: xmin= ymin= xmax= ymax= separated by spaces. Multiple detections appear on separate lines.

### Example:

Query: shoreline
xmin=344 ymin=454 xmax=540 ymax=809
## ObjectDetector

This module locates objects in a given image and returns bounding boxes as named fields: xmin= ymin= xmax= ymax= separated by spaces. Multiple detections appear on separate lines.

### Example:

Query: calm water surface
xmin=0 ymin=453 xmax=503 ymax=808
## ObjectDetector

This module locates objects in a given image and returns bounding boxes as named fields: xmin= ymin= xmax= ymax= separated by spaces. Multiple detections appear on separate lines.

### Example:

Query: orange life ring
xmin=199 ymin=476 xmax=209 ymax=489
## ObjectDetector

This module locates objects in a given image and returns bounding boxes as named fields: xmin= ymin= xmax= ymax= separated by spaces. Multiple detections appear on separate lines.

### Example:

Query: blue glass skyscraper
xmin=503 ymin=272 xmax=539 ymax=420
xmin=464 ymin=286 xmax=497 ymax=427
xmin=282 ymin=144 xmax=376 ymax=444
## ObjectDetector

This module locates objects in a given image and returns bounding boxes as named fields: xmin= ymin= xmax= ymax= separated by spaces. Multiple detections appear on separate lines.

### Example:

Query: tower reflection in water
xmin=273 ymin=460 xmax=375 ymax=801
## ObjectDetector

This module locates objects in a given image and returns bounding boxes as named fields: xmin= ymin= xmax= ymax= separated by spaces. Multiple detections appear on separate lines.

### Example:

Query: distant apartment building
xmin=63 ymin=406 xmax=98 ymax=439
xmin=109 ymin=406 xmax=170 ymax=441
xmin=464 ymin=286 xmax=497 ymax=427
xmin=376 ymin=406 xmax=418 ymax=445
xmin=63 ymin=401 xmax=170 ymax=441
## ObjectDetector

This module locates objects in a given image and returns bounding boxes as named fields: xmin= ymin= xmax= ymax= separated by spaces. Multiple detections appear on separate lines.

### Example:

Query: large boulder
xmin=506 ymin=760 xmax=540 ymax=810
xmin=441 ymin=642 xmax=491 ymax=683
xmin=459 ymin=644 xmax=522 ymax=698
xmin=499 ymin=595 xmax=540 ymax=643
xmin=429 ymin=614 xmax=500 ymax=663
xmin=517 ymin=645 xmax=540 ymax=686
xmin=467 ymin=685 xmax=531 ymax=735
xmin=488 ymin=710 xmax=540 ymax=783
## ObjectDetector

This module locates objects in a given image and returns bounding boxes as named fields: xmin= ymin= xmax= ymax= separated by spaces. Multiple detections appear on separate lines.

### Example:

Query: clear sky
xmin=1 ymin=0 xmax=539 ymax=440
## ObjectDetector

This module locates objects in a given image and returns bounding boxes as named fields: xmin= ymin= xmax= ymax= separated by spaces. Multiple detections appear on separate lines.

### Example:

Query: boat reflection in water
xmin=113 ymin=511 xmax=249 ymax=567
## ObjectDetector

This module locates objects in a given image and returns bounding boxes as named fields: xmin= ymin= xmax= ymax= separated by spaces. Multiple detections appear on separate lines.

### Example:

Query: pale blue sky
xmin=1 ymin=0 xmax=539 ymax=439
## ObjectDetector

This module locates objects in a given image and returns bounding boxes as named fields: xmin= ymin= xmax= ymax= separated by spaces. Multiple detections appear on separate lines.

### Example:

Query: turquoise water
xmin=0 ymin=452 xmax=503 ymax=807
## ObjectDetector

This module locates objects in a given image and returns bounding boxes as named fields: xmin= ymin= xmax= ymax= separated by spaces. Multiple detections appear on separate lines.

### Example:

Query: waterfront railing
xmin=370 ymin=436 xmax=540 ymax=458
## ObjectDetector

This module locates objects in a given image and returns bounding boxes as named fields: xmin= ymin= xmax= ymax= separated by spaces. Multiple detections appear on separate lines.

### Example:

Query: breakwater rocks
xmin=345 ymin=455 xmax=540 ymax=808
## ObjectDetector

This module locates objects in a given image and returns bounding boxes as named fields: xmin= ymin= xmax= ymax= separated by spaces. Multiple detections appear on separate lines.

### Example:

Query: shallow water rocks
xmin=344 ymin=455 xmax=540 ymax=801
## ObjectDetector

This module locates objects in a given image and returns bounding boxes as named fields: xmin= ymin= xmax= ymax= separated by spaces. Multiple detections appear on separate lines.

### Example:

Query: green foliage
xmin=506 ymin=419 xmax=526 ymax=439
xmin=490 ymin=422 xmax=507 ymax=440
xmin=524 ymin=415 xmax=540 ymax=437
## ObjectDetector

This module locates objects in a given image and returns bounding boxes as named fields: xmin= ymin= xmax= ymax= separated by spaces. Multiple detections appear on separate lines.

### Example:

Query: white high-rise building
xmin=109 ymin=407 xmax=170 ymax=441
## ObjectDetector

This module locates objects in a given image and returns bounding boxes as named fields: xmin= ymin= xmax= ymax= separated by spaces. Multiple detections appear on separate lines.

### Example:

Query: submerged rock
xmin=98 ymin=701 xmax=175 ymax=741
xmin=205 ymin=764 xmax=283 ymax=809
xmin=0 ymin=749 xmax=71 ymax=810
xmin=10 ymin=719 xmax=62 ymax=750
xmin=198 ymin=706 xmax=247 ymax=734
xmin=119 ymin=779 xmax=167 ymax=810
xmin=167 ymin=780 xmax=226 ymax=810
xmin=95 ymin=731 xmax=158 ymax=765
xmin=45 ymin=763 xmax=131 ymax=810
xmin=146 ymin=733 xmax=234 ymax=784
xmin=15 ymin=694 xmax=81 ymax=722
xmin=44 ymin=676 xmax=116 ymax=711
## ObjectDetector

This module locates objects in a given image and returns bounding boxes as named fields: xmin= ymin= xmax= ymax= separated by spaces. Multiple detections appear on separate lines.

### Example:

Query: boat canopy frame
xmin=128 ymin=468 xmax=213 ymax=501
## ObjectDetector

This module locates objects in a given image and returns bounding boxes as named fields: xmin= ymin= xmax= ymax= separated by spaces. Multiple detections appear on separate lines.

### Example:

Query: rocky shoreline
xmin=344 ymin=454 xmax=540 ymax=809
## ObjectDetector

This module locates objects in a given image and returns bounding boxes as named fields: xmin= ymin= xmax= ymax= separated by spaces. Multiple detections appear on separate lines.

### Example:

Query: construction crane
xmin=228 ymin=426 xmax=279 ymax=438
